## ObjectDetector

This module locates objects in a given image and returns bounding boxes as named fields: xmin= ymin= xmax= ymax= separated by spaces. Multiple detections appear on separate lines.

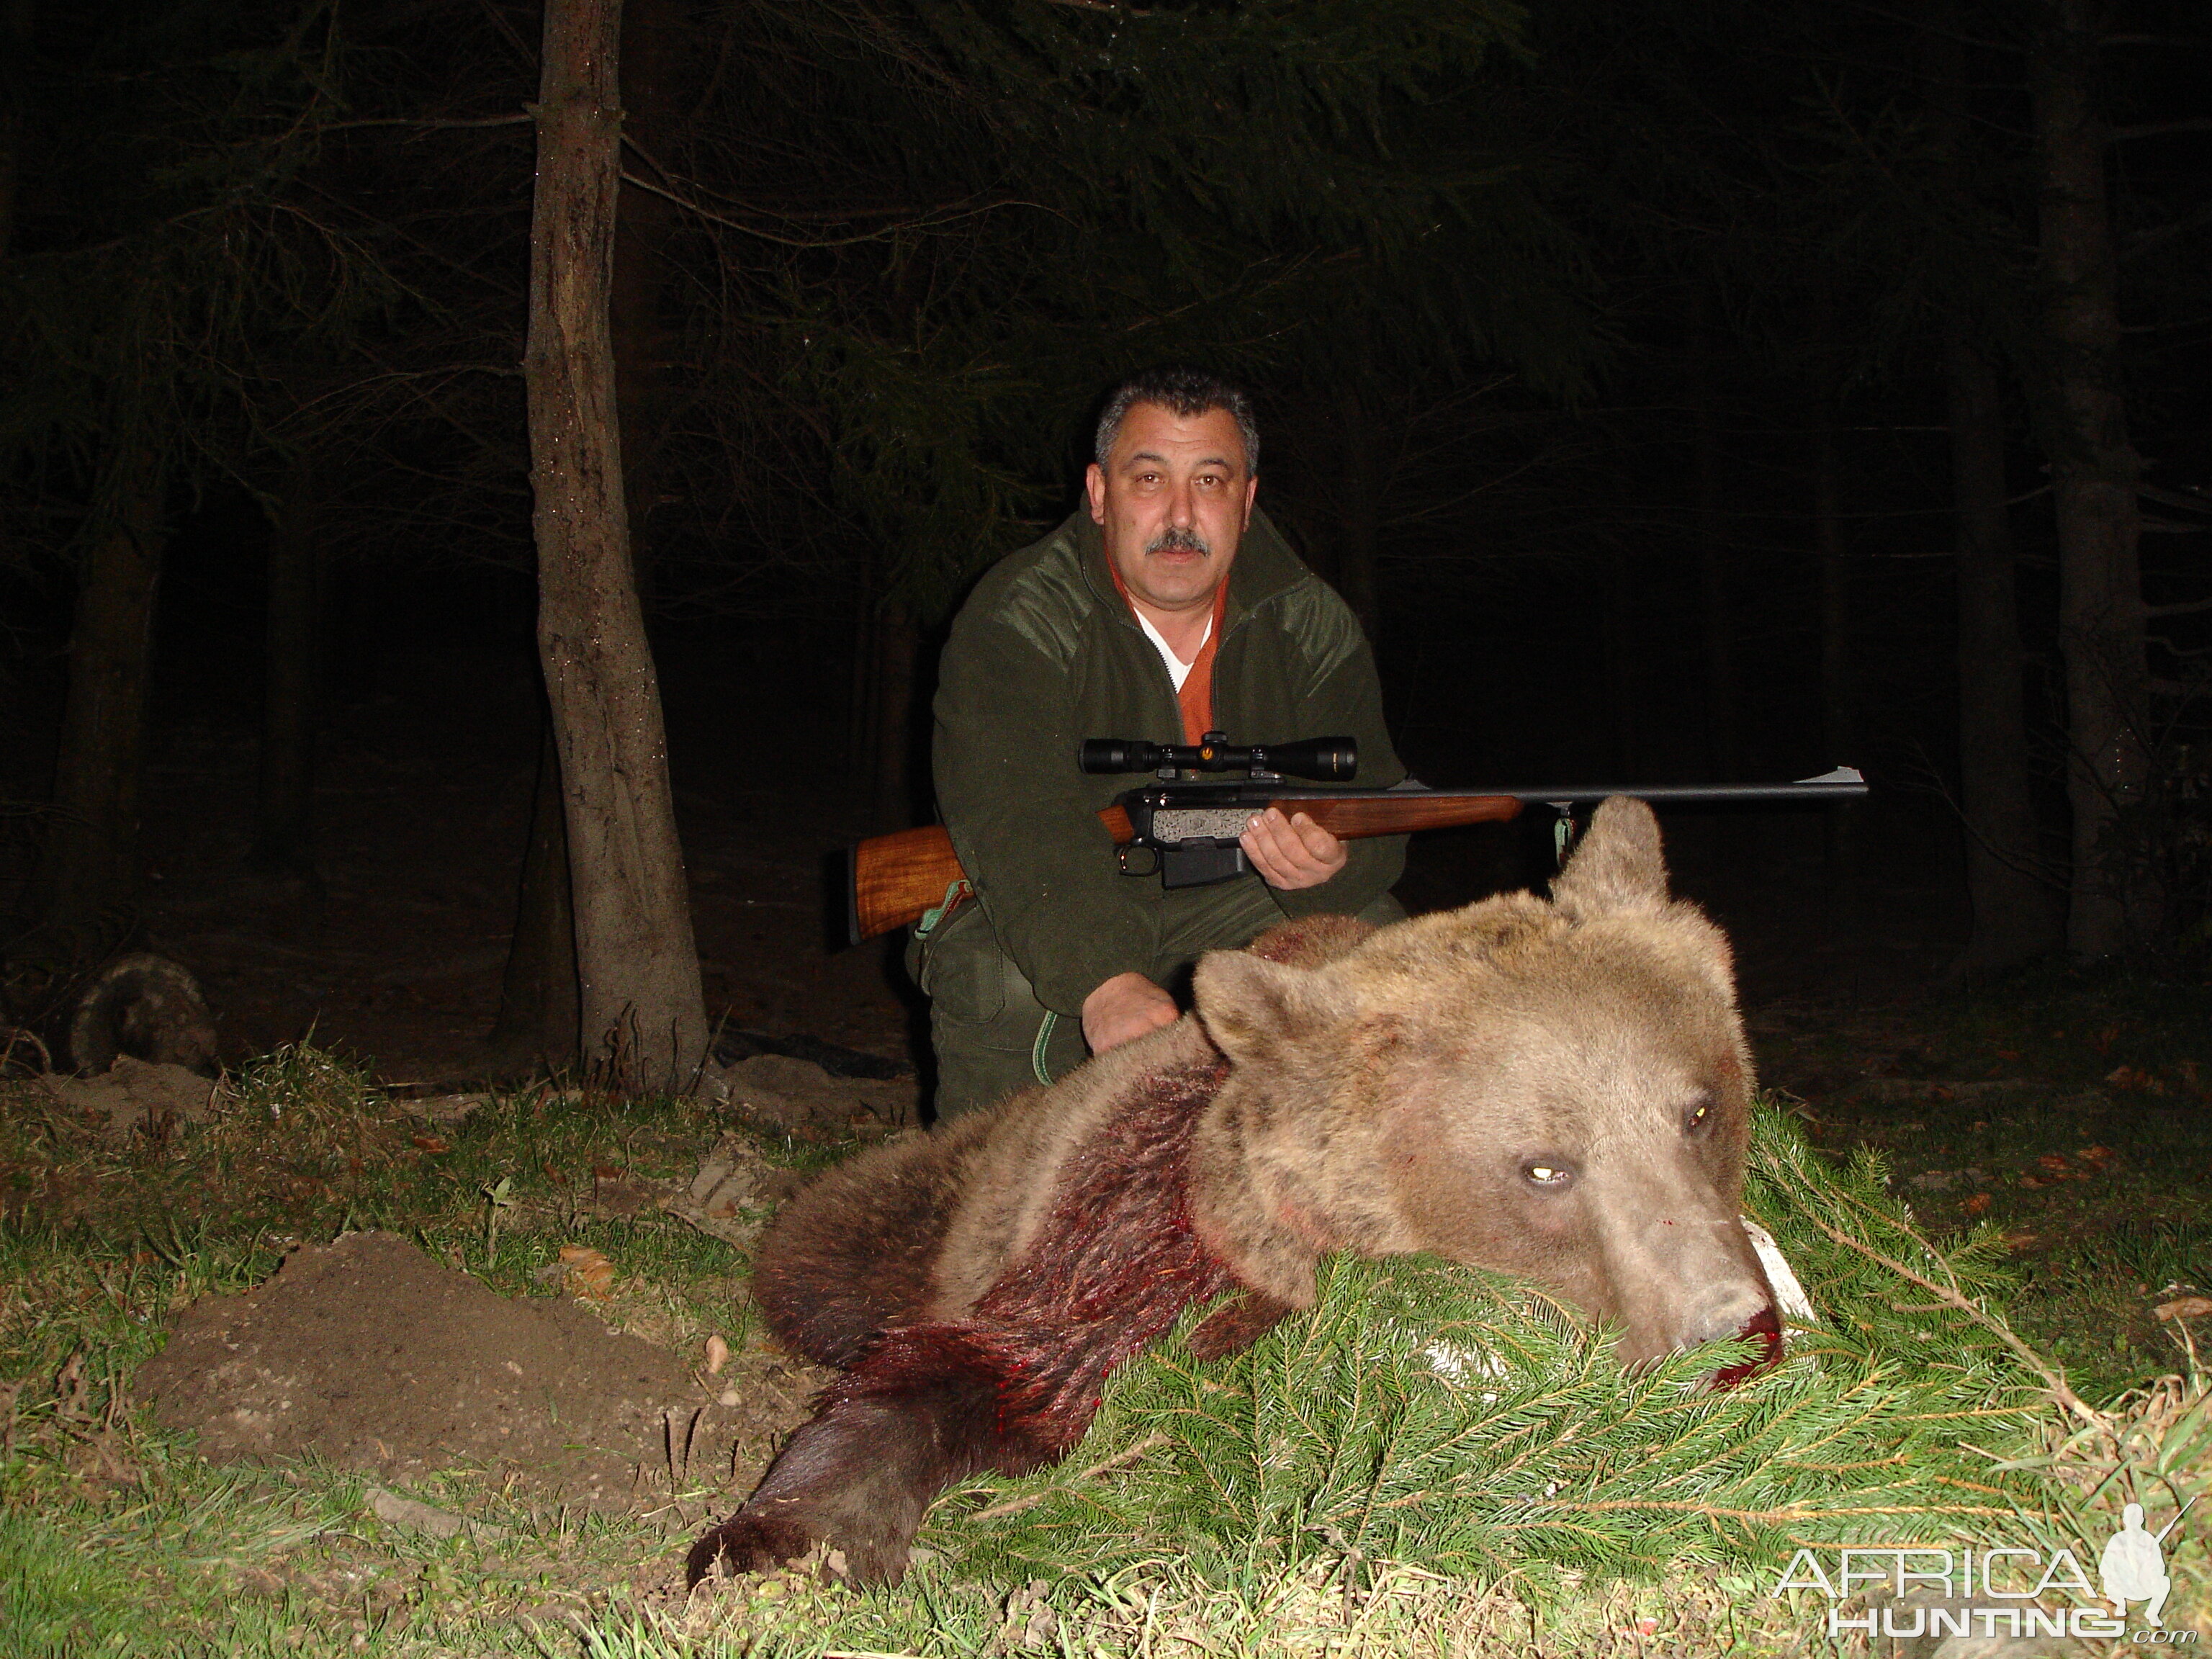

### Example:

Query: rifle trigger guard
xmin=1118 ymin=844 xmax=1160 ymax=878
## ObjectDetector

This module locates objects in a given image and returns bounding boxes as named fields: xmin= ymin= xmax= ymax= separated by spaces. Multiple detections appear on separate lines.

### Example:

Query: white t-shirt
xmin=1135 ymin=608 xmax=1210 ymax=691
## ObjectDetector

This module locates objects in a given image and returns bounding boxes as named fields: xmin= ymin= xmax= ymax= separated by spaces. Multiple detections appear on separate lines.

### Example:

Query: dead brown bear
xmin=687 ymin=797 xmax=1779 ymax=1588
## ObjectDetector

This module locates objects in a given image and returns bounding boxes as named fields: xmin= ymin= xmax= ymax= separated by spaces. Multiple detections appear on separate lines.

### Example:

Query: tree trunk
xmin=1944 ymin=323 xmax=2062 ymax=975
xmin=249 ymin=455 xmax=323 ymax=889
xmin=611 ymin=0 xmax=680 ymax=613
xmin=1922 ymin=14 xmax=2062 ymax=974
xmin=1686 ymin=308 xmax=1740 ymax=778
xmin=27 ymin=451 xmax=164 ymax=935
xmin=490 ymin=712 xmax=582 ymax=1071
xmin=1334 ymin=384 xmax=1382 ymax=647
xmin=2029 ymin=0 xmax=2150 ymax=956
xmin=525 ymin=0 xmax=706 ymax=1096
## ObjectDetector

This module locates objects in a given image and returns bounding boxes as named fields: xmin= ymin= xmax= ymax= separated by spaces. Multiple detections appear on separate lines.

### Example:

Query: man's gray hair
xmin=1093 ymin=367 xmax=1259 ymax=474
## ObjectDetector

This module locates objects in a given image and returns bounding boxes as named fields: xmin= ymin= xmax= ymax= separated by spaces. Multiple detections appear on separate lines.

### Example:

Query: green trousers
xmin=908 ymin=883 xmax=1406 ymax=1123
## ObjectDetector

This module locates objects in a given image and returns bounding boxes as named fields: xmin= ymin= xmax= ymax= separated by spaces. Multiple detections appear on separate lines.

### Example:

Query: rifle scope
xmin=1079 ymin=733 xmax=1357 ymax=781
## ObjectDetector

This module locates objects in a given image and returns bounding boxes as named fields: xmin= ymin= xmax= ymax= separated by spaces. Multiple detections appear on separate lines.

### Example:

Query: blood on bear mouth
xmin=1707 ymin=1303 xmax=1784 ymax=1390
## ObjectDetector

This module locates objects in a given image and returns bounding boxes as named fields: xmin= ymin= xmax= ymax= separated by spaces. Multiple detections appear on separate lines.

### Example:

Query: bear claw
xmin=685 ymin=1509 xmax=910 ymax=1589
xmin=685 ymin=1511 xmax=819 ymax=1588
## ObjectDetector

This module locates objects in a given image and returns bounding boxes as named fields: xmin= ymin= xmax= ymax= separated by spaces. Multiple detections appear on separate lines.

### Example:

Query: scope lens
xmin=1081 ymin=738 xmax=1155 ymax=773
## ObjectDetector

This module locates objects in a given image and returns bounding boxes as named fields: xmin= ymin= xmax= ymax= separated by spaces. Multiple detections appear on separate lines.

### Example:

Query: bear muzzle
xmin=1664 ymin=1276 xmax=1784 ymax=1389
xmin=1592 ymin=1195 xmax=1783 ymax=1387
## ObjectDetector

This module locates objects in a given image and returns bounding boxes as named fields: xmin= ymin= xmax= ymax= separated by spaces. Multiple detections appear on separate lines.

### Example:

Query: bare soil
xmin=143 ymin=1231 xmax=691 ymax=1503
xmin=137 ymin=1228 xmax=822 ymax=1516
xmin=37 ymin=1053 xmax=220 ymax=1134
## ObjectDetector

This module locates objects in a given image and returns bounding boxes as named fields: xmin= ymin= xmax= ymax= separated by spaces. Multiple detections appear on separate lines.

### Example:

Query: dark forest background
xmin=2 ymin=0 xmax=2208 ymax=1086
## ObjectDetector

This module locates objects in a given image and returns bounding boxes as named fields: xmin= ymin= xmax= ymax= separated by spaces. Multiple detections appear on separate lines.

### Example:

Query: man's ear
xmin=1086 ymin=462 xmax=1107 ymax=524
xmin=1194 ymin=950 xmax=1351 ymax=1067
xmin=1550 ymin=796 xmax=1669 ymax=920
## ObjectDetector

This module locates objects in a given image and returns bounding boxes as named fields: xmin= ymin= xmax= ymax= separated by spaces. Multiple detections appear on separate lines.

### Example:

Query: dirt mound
xmin=139 ymin=1231 xmax=714 ymax=1508
xmin=40 ymin=1054 xmax=219 ymax=1136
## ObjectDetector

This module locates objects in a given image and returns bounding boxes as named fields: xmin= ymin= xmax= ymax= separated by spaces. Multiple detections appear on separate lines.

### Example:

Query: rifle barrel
xmin=1498 ymin=775 xmax=1868 ymax=806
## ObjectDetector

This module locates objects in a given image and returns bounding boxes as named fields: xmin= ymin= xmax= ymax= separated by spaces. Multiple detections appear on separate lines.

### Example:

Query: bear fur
xmin=686 ymin=798 xmax=1778 ymax=1588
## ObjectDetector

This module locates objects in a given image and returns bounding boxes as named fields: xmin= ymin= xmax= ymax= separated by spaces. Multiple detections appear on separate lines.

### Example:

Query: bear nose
xmin=1680 ymin=1281 xmax=1773 ymax=1349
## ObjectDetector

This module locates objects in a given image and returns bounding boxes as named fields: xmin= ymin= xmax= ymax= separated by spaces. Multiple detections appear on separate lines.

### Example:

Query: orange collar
xmin=1104 ymin=554 xmax=1230 ymax=745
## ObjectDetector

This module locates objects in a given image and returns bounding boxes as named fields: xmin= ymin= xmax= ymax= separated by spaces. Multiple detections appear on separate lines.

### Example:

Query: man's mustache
xmin=1146 ymin=528 xmax=1210 ymax=556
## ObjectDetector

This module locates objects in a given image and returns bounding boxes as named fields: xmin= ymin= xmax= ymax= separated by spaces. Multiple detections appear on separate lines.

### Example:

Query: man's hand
xmin=1241 ymin=807 xmax=1348 ymax=891
xmin=1081 ymin=971 xmax=1179 ymax=1053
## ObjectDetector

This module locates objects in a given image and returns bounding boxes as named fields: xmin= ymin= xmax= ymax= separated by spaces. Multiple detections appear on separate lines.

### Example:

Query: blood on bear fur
xmin=687 ymin=1057 xmax=1278 ymax=1586
xmin=688 ymin=798 xmax=1781 ymax=1589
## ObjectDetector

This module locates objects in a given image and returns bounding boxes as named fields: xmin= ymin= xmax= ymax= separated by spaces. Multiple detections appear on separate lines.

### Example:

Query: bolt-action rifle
xmin=845 ymin=732 xmax=1868 ymax=945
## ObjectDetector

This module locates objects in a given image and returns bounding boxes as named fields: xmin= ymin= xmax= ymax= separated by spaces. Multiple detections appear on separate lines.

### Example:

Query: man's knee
xmin=927 ymin=1022 xmax=1036 ymax=1123
xmin=929 ymin=1002 xmax=1086 ymax=1122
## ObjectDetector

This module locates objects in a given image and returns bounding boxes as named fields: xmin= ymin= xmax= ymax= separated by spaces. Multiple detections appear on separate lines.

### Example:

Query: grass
xmin=0 ymin=968 xmax=2208 ymax=1657
xmin=1753 ymin=958 xmax=2212 ymax=1399
xmin=0 ymin=1047 xmax=786 ymax=1658
xmin=2 ymin=1505 xmax=143 ymax=1658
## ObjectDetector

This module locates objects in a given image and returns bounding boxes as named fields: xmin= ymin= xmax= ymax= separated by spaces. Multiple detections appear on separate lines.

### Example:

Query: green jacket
xmin=931 ymin=505 xmax=1407 ymax=1013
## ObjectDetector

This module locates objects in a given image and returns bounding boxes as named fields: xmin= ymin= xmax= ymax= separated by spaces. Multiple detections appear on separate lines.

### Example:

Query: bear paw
xmin=684 ymin=1506 xmax=910 ymax=1590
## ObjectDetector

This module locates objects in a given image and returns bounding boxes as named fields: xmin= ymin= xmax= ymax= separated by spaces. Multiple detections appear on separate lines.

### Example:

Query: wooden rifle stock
xmin=848 ymin=792 xmax=1523 ymax=943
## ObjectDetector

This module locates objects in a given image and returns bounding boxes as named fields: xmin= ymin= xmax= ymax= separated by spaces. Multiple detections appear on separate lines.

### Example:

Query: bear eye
xmin=1682 ymin=1097 xmax=1714 ymax=1136
xmin=1521 ymin=1159 xmax=1575 ymax=1190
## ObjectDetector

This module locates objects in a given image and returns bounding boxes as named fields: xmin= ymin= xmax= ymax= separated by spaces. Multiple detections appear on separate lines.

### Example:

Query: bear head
xmin=1187 ymin=796 xmax=1778 ymax=1377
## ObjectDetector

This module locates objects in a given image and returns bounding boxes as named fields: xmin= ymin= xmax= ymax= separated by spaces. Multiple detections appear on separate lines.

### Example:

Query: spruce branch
xmin=966 ymin=1434 xmax=1173 ymax=1521
xmin=1795 ymin=1210 xmax=2108 ymax=1437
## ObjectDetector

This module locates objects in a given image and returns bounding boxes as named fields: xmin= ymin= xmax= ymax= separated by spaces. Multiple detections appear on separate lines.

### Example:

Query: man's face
xmin=1085 ymin=402 xmax=1257 ymax=621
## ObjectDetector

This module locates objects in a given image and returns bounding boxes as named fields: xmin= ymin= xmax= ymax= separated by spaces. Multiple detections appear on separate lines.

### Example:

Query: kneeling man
xmin=914 ymin=367 xmax=1408 ymax=1118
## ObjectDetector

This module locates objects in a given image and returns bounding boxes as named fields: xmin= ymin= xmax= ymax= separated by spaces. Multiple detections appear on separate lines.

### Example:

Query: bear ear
xmin=1549 ymin=796 xmax=1669 ymax=920
xmin=1194 ymin=950 xmax=1353 ymax=1067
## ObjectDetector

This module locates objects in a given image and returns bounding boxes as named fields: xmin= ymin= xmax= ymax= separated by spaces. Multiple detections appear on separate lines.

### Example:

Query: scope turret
xmin=1079 ymin=733 xmax=1357 ymax=782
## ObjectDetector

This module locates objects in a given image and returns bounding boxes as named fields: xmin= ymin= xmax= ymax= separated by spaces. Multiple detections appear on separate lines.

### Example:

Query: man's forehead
xmin=1110 ymin=403 xmax=1247 ymax=471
